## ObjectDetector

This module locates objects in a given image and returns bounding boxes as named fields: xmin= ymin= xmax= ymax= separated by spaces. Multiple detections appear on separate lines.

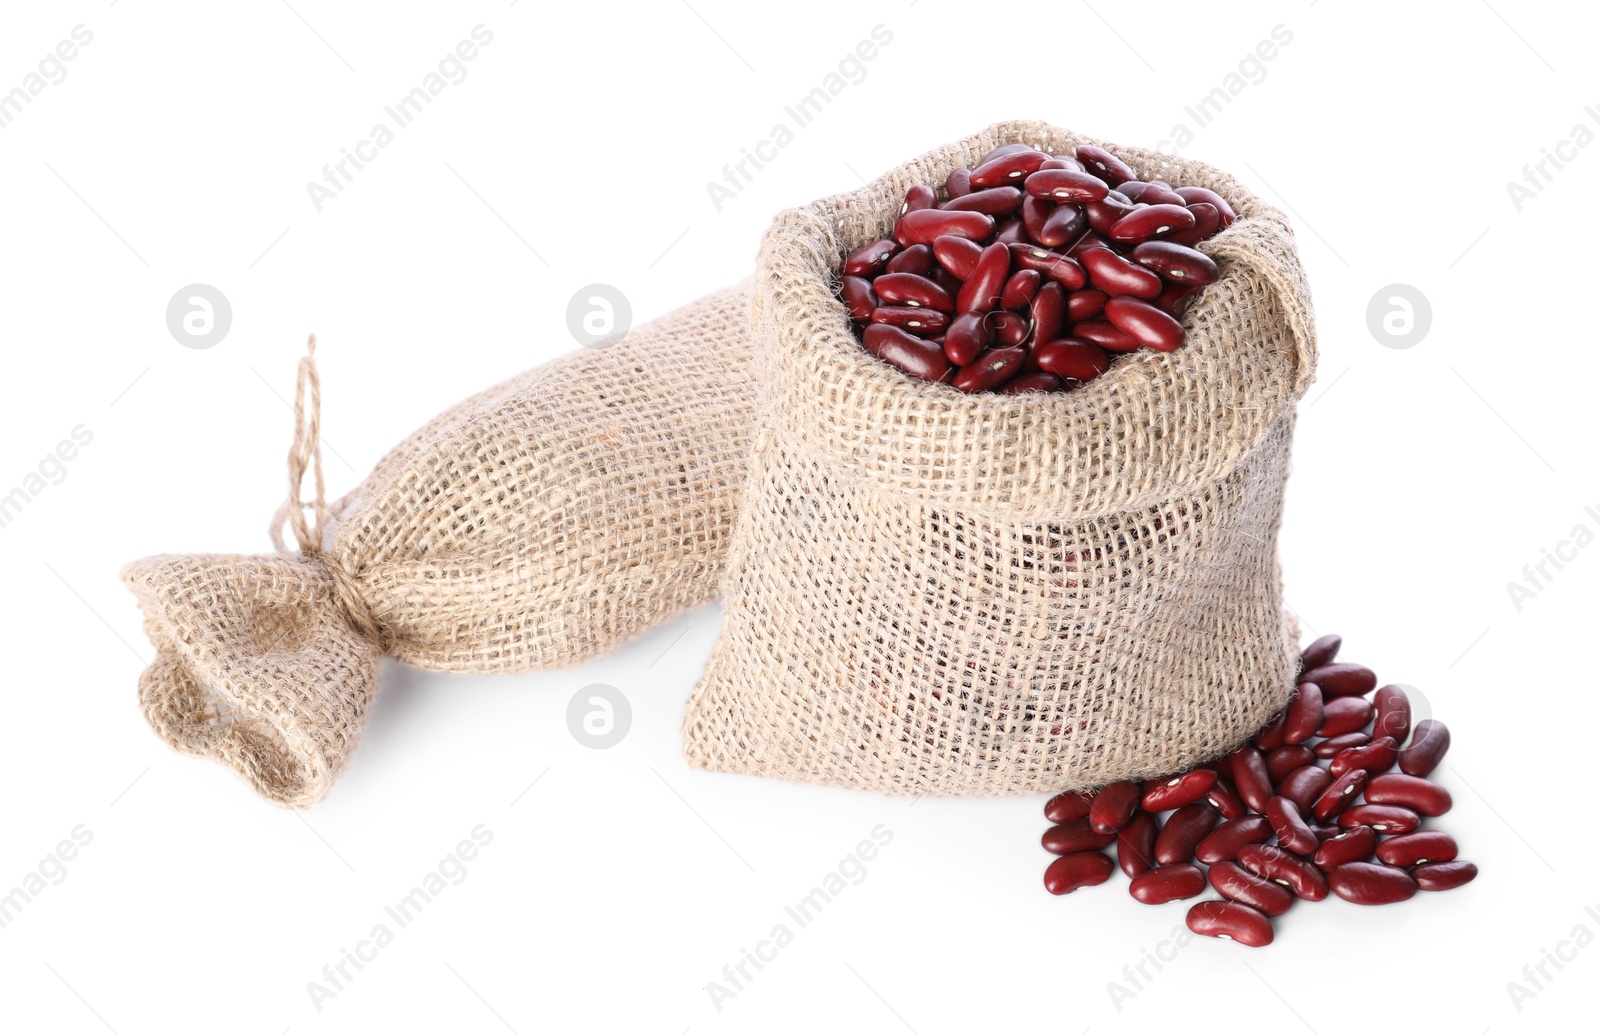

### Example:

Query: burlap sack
xmin=124 ymin=283 xmax=755 ymax=808
xmin=682 ymin=122 xmax=1318 ymax=796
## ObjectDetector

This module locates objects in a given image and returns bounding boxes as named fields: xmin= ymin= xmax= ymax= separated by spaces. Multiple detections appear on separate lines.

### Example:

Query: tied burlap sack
xmin=124 ymin=283 xmax=755 ymax=808
xmin=682 ymin=122 xmax=1318 ymax=796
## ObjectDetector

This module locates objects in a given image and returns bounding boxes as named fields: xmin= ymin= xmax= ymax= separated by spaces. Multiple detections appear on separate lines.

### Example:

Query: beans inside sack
xmin=1040 ymin=635 xmax=1475 ymax=947
xmin=838 ymin=143 xmax=1232 ymax=393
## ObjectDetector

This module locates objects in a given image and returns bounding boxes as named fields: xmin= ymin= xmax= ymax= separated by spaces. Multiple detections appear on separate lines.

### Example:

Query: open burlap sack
xmin=682 ymin=122 xmax=1318 ymax=796
xmin=124 ymin=283 xmax=755 ymax=808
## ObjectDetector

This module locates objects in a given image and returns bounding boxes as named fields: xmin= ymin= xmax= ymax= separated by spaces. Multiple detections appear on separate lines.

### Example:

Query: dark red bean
xmin=931 ymin=265 xmax=962 ymax=298
xmin=1105 ymin=296 xmax=1186 ymax=352
xmin=1204 ymin=775 xmax=1248 ymax=820
xmin=1279 ymin=765 xmax=1334 ymax=815
xmin=1154 ymin=281 xmax=1198 ymax=319
xmin=1265 ymin=745 xmax=1316 ymax=784
xmin=945 ymin=167 xmax=972 ymax=199
xmin=1027 ymin=282 xmax=1067 ymax=347
xmin=1000 ymin=372 xmax=1064 ymax=394
xmin=1399 ymin=720 xmax=1450 ymax=777
xmin=1376 ymin=831 xmax=1458 ymax=868
xmin=977 ymin=143 xmax=1038 ymax=167
xmin=1118 ymin=181 xmax=1178 ymax=205
xmin=899 ymin=183 xmax=937 ymax=216
xmin=1165 ymin=202 xmax=1221 ymax=248
xmin=943 ymin=312 xmax=994 ymax=367
xmin=1032 ymin=339 xmax=1109 ymax=384
xmin=1316 ymin=696 xmax=1375 ymax=738
xmin=1301 ymin=663 xmax=1378 ymax=699
xmin=1130 ymin=863 xmax=1207 ymax=904
xmin=1329 ymin=736 xmax=1399 ymax=777
xmin=869 ymin=306 xmax=948 ymax=336
xmin=1266 ymin=797 xmax=1318 ymax=857
xmin=1009 ymin=244 xmax=1087 ymax=289
xmin=1338 ymin=804 xmax=1421 ymax=835
xmin=1042 ymin=818 xmax=1118 ymax=855
xmin=1040 ymin=204 xmax=1087 ymax=248
xmin=1064 ymin=289 xmax=1108 ymax=323
xmin=932 ymin=235 xmax=982 ymax=281
xmin=885 ymin=243 xmax=933 ymax=276
xmin=1024 ymin=168 xmax=1109 ymax=202
xmin=1130 ymin=240 xmax=1220 ymax=285
xmin=1075 ymin=144 xmax=1137 ymax=186
xmin=991 ymin=311 xmax=1030 ymax=347
xmin=1117 ymin=811 xmax=1160 ymax=878
xmin=1229 ymin=749 xmax=1274 ymax=814
xmin=1284 ymin=682 xmax=1323 ymax=745
xmin=840 ymin=276 xmax=877 ymax=321
xmin=1155 ymin=804 xmax=1219 ymax=865
xmin=1089 ymin=780 xmax=1142 ymax=834
xmin=1108 ymin=204 xmax=1196 ymax=243
xmin=1209 ymin=860 xmax=1294 ymax=917
xmin=861 ymin=324 xmax=950 ymax=381
xmin=1412 ymin=860 xmax=1478 ymax=892
xmin=873 ymin=273 xmax=953 ymax=312
xmin=1328 ymin=862 xmax=1417 ymax=905
xmin=1042 ymin=155 xmax=1084 ymax=172
xmin=955 ymin=243 xmax=1012 ymax=314
xmin=1311 ymin=769 xmax=1368 ymax=822
xmin=1313 ymin=731 xmax=1371 ymax=758
xmin=1043 ymin=850 xmax=1116 ymax=895
xmin=1072 ymin=319 xmax=1143 ymax=353
xmin=1372 ymin=685 xmax=1413 ymax=743
xmin=1084 ymin=192 xmax=1135 ymax=235
xmin=1314 ymin=825 xmax=1376 ymax=869
xmin=1142 ymin=769 xmax=1219 ymax=812
xmin=1238 ymin=843 xmax=1329 ymax=902
xmin=1195 ymin=815 xmax=1272 ymax=864
xmin=896 ymin=209 xmax=995 ymax=247
xmin=1000 ymin=269 xmax=1041 ymax=310
xmin=1081 ymin=248 xmax=1163 ymax=299
xmin=994 ymin=217 xmax=1027 ymax=245
xmin=1252 ymin=711 xmax=1290 ymax=751
xmin=1174 ymin=185 xmax=1237 ymax=228
xmin=951 ymin=346 xmax=1027 ymax=394
xmin=844 ymin=238 xmax=898 ymax=277
xmin=1186 ymin=900 xmax=1274 ymax=947
xmin=1043 ymin=790 xmax=1094 ymax=824
xmin=944 ymin=185 xmax=1024 ymax=216
xmin=971 ymin=149 xmax=1048 ymax=188
xmin=1365 ymin=773 xmax=1452 ymax=817
xmin=1020 ymin=196 xmax=1052 ymax=245
xmin=1299 ymin=634 xmax=1342 ymax=672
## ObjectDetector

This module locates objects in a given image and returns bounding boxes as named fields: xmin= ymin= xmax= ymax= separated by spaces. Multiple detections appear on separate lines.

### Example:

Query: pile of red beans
xmin=1040 ymin=634 xmax=1475 ymax=947
xmin=838 ymin=142 xmax=1233 ymax=394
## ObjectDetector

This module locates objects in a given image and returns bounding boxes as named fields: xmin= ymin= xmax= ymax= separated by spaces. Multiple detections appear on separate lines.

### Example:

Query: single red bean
xmin=977 ymin=142 xmax=1038 ymax=167
xmin=1299 ymin=634 xmax=1342 ymax=672
xmin=1238 ymin=844 xmax=1329 ymax=902
xmin=839 ymin=276 xmax=877 ymax=321
xmin=1105 ymin=296 xmax=1186 ymax=352
xmin=1266 ymin=745 xmax=1316 ymax=784
xmin=1117 ymin=811 xmax=1160 ymax=878
xmin=943 ymin=312 xmax=994 ymax=367
xmin=1020 ymin=196 xmax=1052 ymax=245
xmin=1081 ymin=248 xmax=1163 ymax=299
xmin=873 ymin=272 xmax=954 ymax=312
xmin=1027 ymin=282 xmax=1067 ymax=346
xmin=1044 ymin=790 xmax=1094 ymax=824
xmin=1301 ymin=663 xmax=1378 ymax=699
xmin=1065 ymin=289 xmax=1108 ymax=323
xmin=1001 ymin=269 xmax=1042 ymax=310
xmin=1117 ymin=181 xmax=1171 ymax=204
xmin=1166 ymin=202 xmax=1221 ymax=248
xmin=951 ymin=346 xmax=1027 ymax=394
xmin=1311 ymin=768 xmax=1368 ymax=822
xmin=1204 ymin=775 xmax=1248 ymax=820
xmin=1229 ymin=749 xmax=1274 ymax=814
xmin=1399 ymin=719 xmax=1450 ymax=776
xmin=991 ymin=311 xmax=1030 ymax=347
xmin=1154 ymin=281 xmax=1198 ymax=319
xmin=931 ymin=265 xmax=962 ymax=298
xmin=896 ymin=208 xmax=995 ymax=247
xmin=1284 ymin=682 xmax=1323 ymax=745
xmin=933 ymin=235 xmax=982 ymax=281
xmin=1132 ymin=240 xmax=1220 ymax=286
xmin=1142 ymin=769 xmax=1219 ymax=812
xmin=1311 ymin=822 xmax=1342 ymax=842
xmin=1412 ymin=860 xmax=1478 ymax=892
xmin=995 ymin=217 xmax=1027 ymax=245
xmin=971 ymin=149 xmax=1048 ymax=188
xmin=1174 ymin=185 xmax=1237 ymax=227
xmin=861 ymin=324 xmax=951 ymax=381
xmin=945 ymin=167 xmax=972 ymax=199
xmin=1040 ymin=204 xmax=1087 ymax=248
xmin=899 ymin=183 xmax=937 ymax=216
xmin=1313 ymin=731 xmax=1371 ymax=758
xmin=1372 ymin=685 xmax=1413 ymax=742
xmin=1033 ymin=339 xmax=1110 ymax=383
xmin=885 ymin=243 xmax=933 ymax=276
xmin=1252 ymin=711 xmax=1290 ymax=751
xmin=1129 ymin=863 xmax=1207 ymax=904
xmin=1330 ymin=736 xmax=1399 ymax=777
xmin=1314 ymin=825 xmax=1376 ymax=869
xmin=1044 ymin=154 xmax=1085 ymax=171
xmin=1377 ymin=831 xmax=1458 ymax=868
xmin=1109 ymin=203 xmax=1196 ymax=243
xmin=1316 ymin=696 xmax=1375 ymax=738
xmin=1000 ymin=372 xmax=1064 ymax=394
xmin=844 ymin=238 xmax=898 ymax=277
xmin=1042 ymin=818 xmax=1118 ymax=855
xmin=944 ymin=185 xmax=1024 ymax=216
xmin=1075 ymin=144 xmax=1137 ymax=186
xmin=1155 ymin=804 xmax=1220 ymax=865
xmin=1009 ymin=244 xmax=1087 ymax=289
xmin=1337 ymin=804 xmax=1421 ymax=835
xmin=1263 ymin=799 xmax=1319 ymax=861
xmin=1024 ymin=168 xmax=1109 ymax=202
xmin=1089 ymin=780 xmax=1142 ymax=834
xmin=1209 ymin=860 xmax=1294 ymax=917
xmin=1043 ymin=850 xmax=1116 ymax=895
xmin=1084 ymin=192 xmax=1135 ymax=235
xmin=1365 ymin=774 xmax=1452 ymax=817
xmin=870 ymin=306 xmax=948 ymax=336
xmin=1195 ymin=815 xmax=1272 ymax=864
xmin=1186 ymin=900 xmax=1274 ymax=947
xmin=1278 ymin=765 xmax=1334 ymax=815
xmin=1327 ymin=862 xmax=1417 ymax=905
xmin=1072 ymin=319 xmax=1143 ymax=353
xmin=955 ymin=242 xmax=1012 ymax=314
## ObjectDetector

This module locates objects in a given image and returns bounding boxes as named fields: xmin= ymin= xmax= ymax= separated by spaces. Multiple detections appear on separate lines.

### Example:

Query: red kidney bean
xmin=932 ymin=235 xmax=982 ymax=281
xmin=1399 ymin=719 xmax=1450 ymax=776
xmin=994 ymin=217 xmax=1027 ymax=245
xmin=956 ymin=242 xmax=1012 ymax=314
xmin=1195 ymin=814 xmax=1272 ymax=864
xmin=1279 ymin=765 xmax=1334 ymax=815
xmin=943 ymin=312 xmax=994 ymax=367
xmin=873 ymin=272 xmax=954 ymax=312
xmin=1130 ymin=863 xmax=1207 ymax=904
xmin=978 ymin=143 xmax=1038 ymax=167
xmin=1142 ymin=769 xmax=1219 ymax=812
xmin=1155 ymin=803 xmax=1220 ymax=865
xmin=1104 ymin=296 xmax=1186 ymax=352
xmin=861 ymin=324 xmax=951 ymax=381
xmin=1174 ymin=185 xmax=1237 ymax=228
xmin=1043 ymin=850 xmax=1116 ymax=895
xmin=971 ymin=149 xmax=1048 ymax=188
xmin=1313 ymin=731 xmax=1371 ymax=758
xmin=1264 ymin=797 xmax=1318 ymax=856
xmin=1075 ymin=144 xmax=1137 ymax=186
xmin=1329 ymin=736 xmax=1398 ymax=777
xmin=1301 ymin=663 xmax=1378 ymax=699
xmin=840 ymin=276 xmax=877 ymax=321
xmin=952 ymin=346 xmax=1027 ymax=393
xmin=1327 ymin=862 xmax=1417 ymax=905
xmin=1412 ymin=860 xmax=1478 ymax=892
xmin=897 ymin=208 xmax=995 ymax=247
xmin=1080 ymin=248 xmax=1163 ymax=299
xmin=1084 ymin=192 xmax=1135 ymax=234
xmin=1089 ymin=780 xmax=1142 ymax=834
xmin=1372 ymin=685 xmax=1412 ymax=742
xmin=1009 ymin=244 xmax=1087 ymax=289
xmin=1209 ymin=860 xmax=1294 ymax=917
xmin=1316 ymin=696 xmax=1375 ymax=738
xmin=1238 ymin=843 xmax=1330 ymax=902
xmin=900 ymin=183 xmax=937 ymax=216
xmin=1284 ymin=682 xmax=1323 ymax=745
xmin=1131 ymin=240 xmax=1220 ymax=285
xmin=1020 ymin=196 xmax=1052 ymax=245
xmin=944 ymin=185 xmax=1024 ymax=216
xmin=1204 ymin=775 xmax=1248 ymax=820
xmin=1314 ymin=825 xmax=1376 ymax=869
xmin=1186 ymin=900 xmax=1274 ymax=947
xmin=1164 ymin=202 xmax=1221 ymax=247
xmin=1229 ymin=749 xmax=1274 ymax=814
xmin=945 ymin=167 xmax=972 ymax=199
xmin=1040 ymin=156 xmax=1083 ymax=171
xmin=1311 ymin=822 xmax=1342 ymax=842
xmin=932 ymin=265 xmax=962 ymax=298
xmin=1000 ymin=372 xmax=1065 ymax=394
xmin=1027 ymin=282 xmax=1067 ymax=346
xmin=1117 ymin=811 xmax=1160 ymax=878
xmin=1000 ymin=269 xmax=1041 ymax=310
xmin=1155 ymin=281 xmax=1198 ymax=319
xmin=885 ymin=243 xmax=934 ymax=276
xmin=1072 ymin=319 xmax=1143 ymax=353
xmin=1042 ymin=818 xmax=1118 ymax=855
xmin=1024 ymin=168 xmax=1109 ymax=202
xmin=991 ymin=311 xmax=1030 ymax=347
xmin=1337 ymin=804 xmax=1420 ymax=835
xmin=1040 ymin=204 xmax=1087 ymax=248
xmin=1252 ymin=711 xmax=1290 ymax=751
xmin=870 ymin=306 xmax=948 ymax=336
xmin=844 ymin=238 xmax=899 ymax=277
xmin=1109 ymin=204 xmax=1196 ymax=243
xmin=1376 ymin=831 xmax=1458 ymax=868
xmin=1065 ymin=289 xmax=1108 ymax=323
xmin=1311 ymin=768 xmax=1367 ymax=822
xmin=1365 ymin=774 xmax=1452 ymax=817
xmin=1299 ymin=634 xmax=1342 ymax=672
xmin=1266 ymin=745 xmax=1316 ymax=784
xmin=1044 ymin=790 xmax=1094 ymax=824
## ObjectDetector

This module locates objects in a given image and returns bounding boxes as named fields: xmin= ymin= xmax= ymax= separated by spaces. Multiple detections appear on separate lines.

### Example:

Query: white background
xmin=1 ymin=1 xmax=1594 ymax=1032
